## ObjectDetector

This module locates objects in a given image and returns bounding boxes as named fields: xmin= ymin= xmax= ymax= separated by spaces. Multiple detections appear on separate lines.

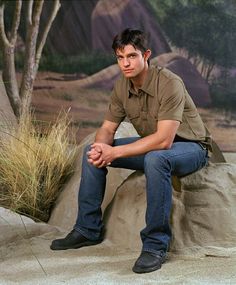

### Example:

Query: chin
xmin=123 ymin=74 xmax=134 ymax=78
xmin=123 ymin=72 xmax=136 ymax=78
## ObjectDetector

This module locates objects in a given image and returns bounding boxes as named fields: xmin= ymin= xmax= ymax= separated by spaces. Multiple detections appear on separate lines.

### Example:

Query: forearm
xmin=113 ymin=133 xmax=169 ymax=159
xmin=113 ymin=120 xmax=179 ymax=159
xmin=95 ymin=127 xmax=115 ymax=145
xmin=92 ymin=120 xmax=179 ymax=165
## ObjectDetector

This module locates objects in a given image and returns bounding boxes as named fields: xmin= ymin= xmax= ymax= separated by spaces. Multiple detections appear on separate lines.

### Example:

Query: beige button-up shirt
xmin=105 ymin=65 xmax=212 ymax=149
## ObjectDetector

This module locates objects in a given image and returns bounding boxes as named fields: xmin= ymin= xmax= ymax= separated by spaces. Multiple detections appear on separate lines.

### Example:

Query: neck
xmin=130 ymin=64 xmax=149 ymax=90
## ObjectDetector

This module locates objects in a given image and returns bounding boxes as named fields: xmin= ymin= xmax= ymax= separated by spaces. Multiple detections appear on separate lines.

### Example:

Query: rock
xmin=42 ymin=0 xmax=171 ymax=57
xmin=48 ymin=123 xmax=137 ymax=230
xmin=105 ymin=163 xmax=236 ymax=254
xmin=91 ymin=0 xmax=171 ymax=56
xmin=42 ymin=0 xmax=98 ymax=54
xmin=49 ymin=122 xmax=234 ymax=255
xmin=171 ymin=162 xmax=236 ymax=252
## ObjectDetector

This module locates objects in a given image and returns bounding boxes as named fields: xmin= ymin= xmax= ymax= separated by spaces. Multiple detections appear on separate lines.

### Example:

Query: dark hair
xmin=112 ymin=28 xmax=149 ymax=54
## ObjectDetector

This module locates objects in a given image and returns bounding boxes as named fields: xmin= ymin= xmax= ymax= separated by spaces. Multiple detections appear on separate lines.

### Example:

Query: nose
xmin=123 ymin=57 xmax=130 ymax=67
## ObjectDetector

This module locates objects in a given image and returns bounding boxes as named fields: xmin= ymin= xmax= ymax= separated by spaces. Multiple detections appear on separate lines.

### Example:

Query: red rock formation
xmin=91 ymin=0 xmax=171 ymax=56
xmin=43 ymin=0 xmax=98 ymax=54
xmin=43 ymin=0 xmax=171 ymax=56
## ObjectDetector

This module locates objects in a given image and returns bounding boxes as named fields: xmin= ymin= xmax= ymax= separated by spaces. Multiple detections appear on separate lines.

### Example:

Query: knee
xmin=82 ymin=144 xmax=92 ymax=160
xmin=84 ymin=144 xmax=91 ymax=153
xmin=144 ymin=151 xmax=170 ymax=172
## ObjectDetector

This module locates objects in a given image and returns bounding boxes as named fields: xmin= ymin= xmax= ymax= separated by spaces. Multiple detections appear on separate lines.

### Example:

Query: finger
xmin=93 ymin=157 xmax=103 ymax=167
xmin=91 ymin=144 xmax=102 ymax=152
xmin=87 ymin=149 xmax=97 ymax=156
xmin=97 ymin=160 xmax=107 ymax=168
xmin=89 ymin=153 xmax=101 ymax=160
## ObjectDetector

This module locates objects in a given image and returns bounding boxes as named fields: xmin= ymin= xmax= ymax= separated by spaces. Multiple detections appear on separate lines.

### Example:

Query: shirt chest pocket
xmin=125 ymin=107 xmax=140 ymax=122
xmin=126 ymin=108 xmax=152 ymax=121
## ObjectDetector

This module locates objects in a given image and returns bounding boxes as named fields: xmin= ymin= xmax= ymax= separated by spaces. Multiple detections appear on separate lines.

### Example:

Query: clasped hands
xmin=87 ymin=143 xmax=115 ymax=168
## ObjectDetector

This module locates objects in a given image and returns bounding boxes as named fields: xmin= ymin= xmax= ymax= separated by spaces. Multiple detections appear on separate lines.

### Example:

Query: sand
xmin=1 ymin=207 xmax=236 ymax=285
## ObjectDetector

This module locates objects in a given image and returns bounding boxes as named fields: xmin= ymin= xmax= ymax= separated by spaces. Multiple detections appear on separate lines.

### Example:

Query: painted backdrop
xmin=10 ymin=0 xmax=236 ymax=151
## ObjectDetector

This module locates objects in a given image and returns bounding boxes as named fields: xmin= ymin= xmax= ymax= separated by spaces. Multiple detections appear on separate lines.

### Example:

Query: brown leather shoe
xmin=50 ymin=229 xmax=102 ymax=250
xmin=132 ymin=251 xmax=166 ymax=273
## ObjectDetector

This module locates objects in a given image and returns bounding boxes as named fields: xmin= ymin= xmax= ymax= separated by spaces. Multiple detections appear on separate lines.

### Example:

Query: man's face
xmin=115 ymin=44 xmax=148 ymax=78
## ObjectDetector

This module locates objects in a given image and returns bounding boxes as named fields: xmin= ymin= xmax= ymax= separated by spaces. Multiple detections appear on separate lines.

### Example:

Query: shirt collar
xmin=128 ymin=65 xmax=156 ymax=97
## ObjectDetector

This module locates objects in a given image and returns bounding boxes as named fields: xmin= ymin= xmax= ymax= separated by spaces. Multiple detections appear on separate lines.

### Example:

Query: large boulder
xmin=49 ymin=123 xmax=236 ymax=256
xmin=105 ymin=163 xmax=236 ymax=255
xmin=42 ymin=0 xmax=98 ymax=54
xmin=91 ymin=0 xmax=171 ymax=57
xmin=43 ymin=0 xmax=170 ymax=56
xmin=48 ymin=123 xmax=138 ymax=230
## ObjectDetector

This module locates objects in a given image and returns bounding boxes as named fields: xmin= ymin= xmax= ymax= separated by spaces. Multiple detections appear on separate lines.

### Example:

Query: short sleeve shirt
xmin=104 ymin=65 xmax=211 ymax=146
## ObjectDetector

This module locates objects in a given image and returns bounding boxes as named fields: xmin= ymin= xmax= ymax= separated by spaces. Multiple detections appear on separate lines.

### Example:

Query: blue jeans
xmin=74 ymin=137 xmax=208 ymax=255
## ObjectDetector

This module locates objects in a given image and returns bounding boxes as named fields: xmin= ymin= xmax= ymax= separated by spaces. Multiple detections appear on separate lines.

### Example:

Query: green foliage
xmin=210 ymin=71 xmax=236 ymax=111
xmin=148 ymin=0 xmax=236 ymax=69
xmin=1 ymin=1 xmax=16 ymax=30
xmin=0 ymin=51 xmax=116 ymax=75
xmin=39 ymin=52 xmax=116 ymax=75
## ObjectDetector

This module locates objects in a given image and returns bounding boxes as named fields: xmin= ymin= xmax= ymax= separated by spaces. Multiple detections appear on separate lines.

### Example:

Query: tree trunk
xmin=0 ymin=1 xmax=60 ymax=115
xmin=19 ymin=0 xmax=44 ymax=113
xmin=2 ymin=44 xmax=21 ymax=117
xmin=19 ymin=0 xmax=60 ymax=113
xmin=0 ymin=2 xmax=22 ymax=117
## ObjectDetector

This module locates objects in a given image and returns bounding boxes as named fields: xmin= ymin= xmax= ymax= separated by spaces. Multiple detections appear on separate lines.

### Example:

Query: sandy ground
xmin=1 ymin=207 xmax=236 ymax=285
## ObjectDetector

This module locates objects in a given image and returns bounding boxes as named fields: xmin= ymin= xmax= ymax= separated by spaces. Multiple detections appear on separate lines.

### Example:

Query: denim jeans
xmin=74 ymin=137 xmax=208 ymax=255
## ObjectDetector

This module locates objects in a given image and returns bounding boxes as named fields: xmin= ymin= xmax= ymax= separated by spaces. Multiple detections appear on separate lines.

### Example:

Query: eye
xmin=116 ymin=56 xmax=123 ymax=61
xmin=129 ymin=54 xmax=136 ymax=59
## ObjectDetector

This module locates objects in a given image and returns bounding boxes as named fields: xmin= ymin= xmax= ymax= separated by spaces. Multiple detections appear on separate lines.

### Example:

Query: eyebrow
xmin=116 ymin=52 xmax=138 ymax=57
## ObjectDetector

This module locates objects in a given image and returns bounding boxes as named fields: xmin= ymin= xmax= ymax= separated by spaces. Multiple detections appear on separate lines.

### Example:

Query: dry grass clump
xmin=0 ymin=112 xmax=78 ymax=222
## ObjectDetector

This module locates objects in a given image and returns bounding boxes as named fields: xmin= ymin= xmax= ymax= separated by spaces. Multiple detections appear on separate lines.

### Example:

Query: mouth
xmin=123 ymin=69 xmax=134 ymax=73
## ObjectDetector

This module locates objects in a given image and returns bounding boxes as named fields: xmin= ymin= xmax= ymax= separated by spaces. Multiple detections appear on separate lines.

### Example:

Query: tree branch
xmin=26 ymin=0 xmax=33 ymax=26
xmin=35 ymin=0 xmax=60 ymax=74
xmin=32 ymin=0 xmax=44 ymax=26
xmin=0 ymin=3 xmax=10 ymax=47
xmin=10 ymin=0 xmax=22 ymax=45
xmin=206 ymin=63 xmax=215 ymax=81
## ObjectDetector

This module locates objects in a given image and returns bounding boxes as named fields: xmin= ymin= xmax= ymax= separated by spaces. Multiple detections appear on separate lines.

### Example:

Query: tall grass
xmin=0 ymin=112 xmax=78 ymax=222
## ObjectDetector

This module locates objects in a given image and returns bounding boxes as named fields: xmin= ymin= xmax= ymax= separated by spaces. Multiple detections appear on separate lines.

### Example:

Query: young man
xmin=51 ymin=28 xmax=210 ymax=274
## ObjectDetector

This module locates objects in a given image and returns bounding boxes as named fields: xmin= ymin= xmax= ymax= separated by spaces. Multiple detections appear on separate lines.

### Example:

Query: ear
xmin=144 ymin=49 xmax=152 ymax=61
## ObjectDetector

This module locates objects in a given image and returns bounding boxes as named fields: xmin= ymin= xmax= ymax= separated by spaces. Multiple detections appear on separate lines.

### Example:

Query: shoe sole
xmin=50 ymin=240 xmax=102 ymax=251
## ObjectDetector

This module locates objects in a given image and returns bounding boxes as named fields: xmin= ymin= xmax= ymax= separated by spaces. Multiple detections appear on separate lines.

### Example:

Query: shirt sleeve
xmin=157 ymin=79 xmax=185 ymax=122
xmin=104 ymin=87 xmax=126 ymax=123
